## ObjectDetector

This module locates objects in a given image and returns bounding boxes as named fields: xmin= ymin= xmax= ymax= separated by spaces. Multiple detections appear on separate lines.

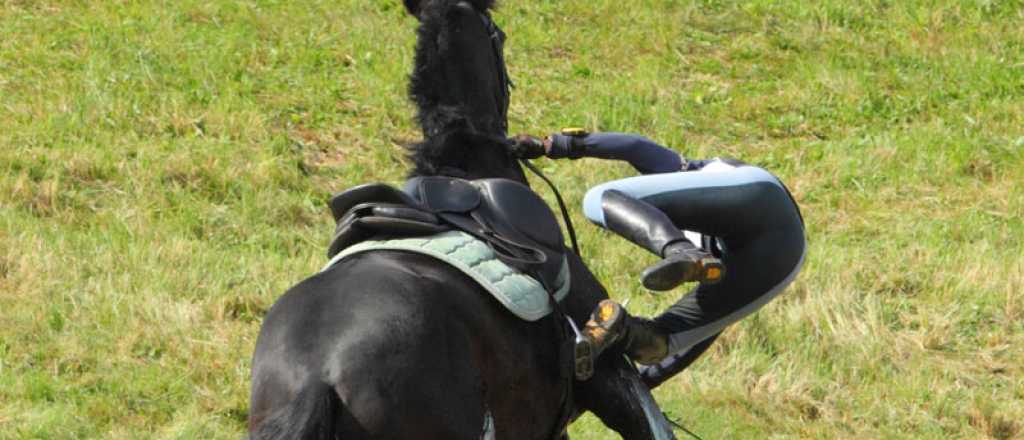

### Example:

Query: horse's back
xmin=249 ymin=251 xmax=563 ymax=439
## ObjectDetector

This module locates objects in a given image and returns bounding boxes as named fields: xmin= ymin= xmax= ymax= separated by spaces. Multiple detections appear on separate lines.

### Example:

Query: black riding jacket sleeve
xmin=547 ymin=132 xmax=683 ymax=175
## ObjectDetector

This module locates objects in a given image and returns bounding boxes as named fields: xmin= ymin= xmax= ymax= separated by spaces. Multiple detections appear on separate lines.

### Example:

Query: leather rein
xmin=520 ymin=158 xmax=580 ymax=256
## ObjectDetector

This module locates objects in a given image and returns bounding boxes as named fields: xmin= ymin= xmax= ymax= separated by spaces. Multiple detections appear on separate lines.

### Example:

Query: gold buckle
xmin=560 ymin=127 xmax=588 ymax=137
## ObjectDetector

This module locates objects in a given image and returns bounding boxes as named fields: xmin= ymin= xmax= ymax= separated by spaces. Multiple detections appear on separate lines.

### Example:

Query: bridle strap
xmin=479 ymin=11 xmax=513 ymax=134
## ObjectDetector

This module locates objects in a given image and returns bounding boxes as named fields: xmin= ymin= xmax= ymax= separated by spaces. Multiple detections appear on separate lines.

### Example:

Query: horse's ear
xmin=471 ymin=0 xmax=497 ymax=11
xmin=403 ymin=0 xmax=423 ymax=18
xmin=405 ymin=0 xmax=496 ymax=18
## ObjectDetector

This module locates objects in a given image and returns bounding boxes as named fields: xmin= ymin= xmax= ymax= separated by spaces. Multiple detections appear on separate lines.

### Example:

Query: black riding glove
xmin=508 ymin=134 xmax=546 ymax=159
xmin=546 ymin=131 xmax=588 ymax=159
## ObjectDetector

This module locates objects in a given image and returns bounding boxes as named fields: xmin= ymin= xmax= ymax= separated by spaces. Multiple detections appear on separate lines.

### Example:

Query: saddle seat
xmin=327 ymin=177 xmax=568 ymax=295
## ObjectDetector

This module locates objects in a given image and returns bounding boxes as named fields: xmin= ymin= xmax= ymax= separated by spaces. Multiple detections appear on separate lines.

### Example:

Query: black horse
xmin=247 ymin=0 xmax=676 ymax=438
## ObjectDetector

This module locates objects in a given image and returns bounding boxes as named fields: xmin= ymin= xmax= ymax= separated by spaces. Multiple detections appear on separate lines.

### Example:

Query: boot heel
xmin=574 ymin=339 xmax=594 ymax=381
xmin=642 ymin=244 xmax=727 ymax=290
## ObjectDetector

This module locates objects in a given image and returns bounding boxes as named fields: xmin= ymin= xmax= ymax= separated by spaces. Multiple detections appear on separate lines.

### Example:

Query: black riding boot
xmin=600 ymin=190 xmax=724 ymax=291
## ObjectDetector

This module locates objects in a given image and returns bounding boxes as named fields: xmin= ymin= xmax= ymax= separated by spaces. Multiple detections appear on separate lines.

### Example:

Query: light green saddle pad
xmin=321 ymin=230 xmax=570 ymax=321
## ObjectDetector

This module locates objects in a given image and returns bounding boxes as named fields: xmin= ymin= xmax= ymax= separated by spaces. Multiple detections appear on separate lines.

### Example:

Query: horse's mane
xmin=408 ymin=0 xmax=500 ymax=138
xmin=406 ymin=128 xmax=510 ymax=178
xmin=404 ymin=0 xmax=515 ymax=179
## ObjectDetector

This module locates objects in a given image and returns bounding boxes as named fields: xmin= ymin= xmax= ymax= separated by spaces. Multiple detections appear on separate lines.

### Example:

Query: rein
xmin=520 ymin=158 xmax=581 ymax=256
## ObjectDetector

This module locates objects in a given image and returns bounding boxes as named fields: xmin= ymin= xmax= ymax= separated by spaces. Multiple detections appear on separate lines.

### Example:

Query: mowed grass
xmin=1 ymin=0 xmax=1022 ymax=438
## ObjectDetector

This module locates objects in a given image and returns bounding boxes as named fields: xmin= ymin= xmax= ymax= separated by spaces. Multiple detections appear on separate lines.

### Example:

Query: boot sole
xmin=576 ymin=300 xmax=627 ymax=381
xmin=593 ymin=300 xmax=625 ymax=331
xmin=641 ymin=257 xmax=725 ymax=291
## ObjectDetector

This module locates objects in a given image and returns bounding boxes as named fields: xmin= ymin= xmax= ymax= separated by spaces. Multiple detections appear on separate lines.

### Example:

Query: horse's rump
xmin=249 ymin=250 xmax=566 ymax=439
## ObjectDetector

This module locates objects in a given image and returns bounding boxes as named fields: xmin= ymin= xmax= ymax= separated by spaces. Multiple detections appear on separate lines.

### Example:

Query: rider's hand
xmin=509 ymin=134 xmax=546 ymax=159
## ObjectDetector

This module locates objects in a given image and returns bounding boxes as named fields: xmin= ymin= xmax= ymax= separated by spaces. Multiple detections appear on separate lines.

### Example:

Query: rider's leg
xmin=582 ymin=165 xmax=798 ymax=241
xmin=639 ymin=331 xmax=719 ymax=388
xmin=579 ymin=187 xmax=725 ymax=365
xmin=639 ymin=169 xmax=805 ymax=386
xmin=638 ymin=230 xmax=804 ymax=386
xmin=598 ymin=189 xmax=724 ymax=290
xmin=582 ymin=164 xmax=805 ymax=381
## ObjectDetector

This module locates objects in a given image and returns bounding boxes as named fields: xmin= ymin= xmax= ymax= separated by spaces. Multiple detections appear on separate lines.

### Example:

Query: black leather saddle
xmin=327 ymin=177 xmax=567 ymax=292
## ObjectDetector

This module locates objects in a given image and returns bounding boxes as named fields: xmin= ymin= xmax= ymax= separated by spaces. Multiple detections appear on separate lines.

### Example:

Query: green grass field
xmin=2 ymin=0 xmax=1022 ymax=438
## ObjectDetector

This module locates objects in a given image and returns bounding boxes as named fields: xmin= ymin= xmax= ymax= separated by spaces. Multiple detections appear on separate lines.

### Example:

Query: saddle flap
xmin=467 ymin=178 xmax=567 ymax=292
xmin=473 ymin=179 xmax=564 ymax=251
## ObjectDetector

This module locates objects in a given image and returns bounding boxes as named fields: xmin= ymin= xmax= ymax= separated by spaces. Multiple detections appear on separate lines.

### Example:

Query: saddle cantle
xmin=326 ymin=177 xmax=569 ymax=297
xmin=327 ymin=183 xmax=448 ymax=258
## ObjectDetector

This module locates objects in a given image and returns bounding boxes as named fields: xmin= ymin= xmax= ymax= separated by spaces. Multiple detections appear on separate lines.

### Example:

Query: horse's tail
xmin=249 ymin=381 xmax=341 ymax=440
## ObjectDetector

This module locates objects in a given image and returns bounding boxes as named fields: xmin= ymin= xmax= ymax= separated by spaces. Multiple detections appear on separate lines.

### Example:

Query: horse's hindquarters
xmin=249 ymin=251 xmax=565 ymax=439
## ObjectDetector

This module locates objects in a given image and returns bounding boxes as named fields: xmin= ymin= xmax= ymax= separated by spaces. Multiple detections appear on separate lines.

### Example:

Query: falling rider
xmin=511 ymin=131 xmax=806 ymax=387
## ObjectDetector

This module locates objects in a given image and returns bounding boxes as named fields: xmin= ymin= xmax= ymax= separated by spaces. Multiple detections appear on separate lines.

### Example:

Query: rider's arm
xmin=547 ymin=132 xmax=683 ymax=175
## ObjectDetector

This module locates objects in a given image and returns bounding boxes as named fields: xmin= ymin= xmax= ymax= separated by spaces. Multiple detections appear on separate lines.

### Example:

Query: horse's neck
xmin=413 ymin=133 xmax=529 ymax=184
xmin=431 ymin=167 xmax=528 ymax=184
xmin=460 ymin=155 xmax=529 ymax=184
